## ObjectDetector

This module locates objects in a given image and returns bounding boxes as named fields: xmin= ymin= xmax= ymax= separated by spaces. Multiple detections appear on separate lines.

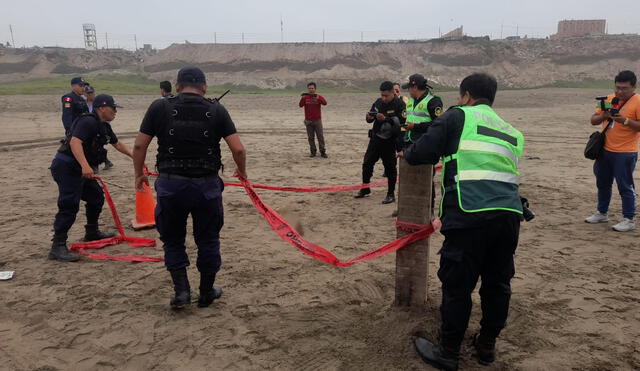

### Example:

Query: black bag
xmin=584 ymin=124 xmax=610 ymax=160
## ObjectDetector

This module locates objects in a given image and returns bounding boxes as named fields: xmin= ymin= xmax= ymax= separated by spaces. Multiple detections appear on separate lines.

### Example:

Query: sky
xmin=1 ymin=0 xmax=639 ymax=50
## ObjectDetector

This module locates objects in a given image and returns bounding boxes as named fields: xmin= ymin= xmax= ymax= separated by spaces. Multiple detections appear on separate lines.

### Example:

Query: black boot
xmin=169 ymin=268 xmax=191 ymax=309
xmin=472 ymin=333 xmax=496 ymax=365
xmin=48 ymin=234 xmax=80 ymax=262
xmin=354 ymin=188 xmax=371 ymax=198
xmin=197 ymin=272 xmax=223 ymax=308
xmin=382 ymin=194 xmax=395 ymax=204
xmin=103 ymin=159 xmax=114 ymax=170
xmin=83 ymin=224 xmax=116 ymax=242
xmin=414 ymin=337 xmax=459 ymax=371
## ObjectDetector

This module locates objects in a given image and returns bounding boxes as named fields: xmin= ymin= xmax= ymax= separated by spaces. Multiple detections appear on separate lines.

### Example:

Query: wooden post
xmin=395 ymin=159 xmax=433 ymax=307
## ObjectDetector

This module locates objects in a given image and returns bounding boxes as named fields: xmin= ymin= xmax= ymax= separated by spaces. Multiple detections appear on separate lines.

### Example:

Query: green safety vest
xmin=440 ymin=104 xmax=524 ymax=216
xmin=404 ymin=93 xmax=435 ymax=143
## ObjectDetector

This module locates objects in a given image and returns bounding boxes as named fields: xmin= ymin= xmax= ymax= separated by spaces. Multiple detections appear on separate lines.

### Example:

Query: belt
xmin=54 ymin=152 xmax=76 ymax=163
xmin=158 ymin=173 xmax=218 ymax=181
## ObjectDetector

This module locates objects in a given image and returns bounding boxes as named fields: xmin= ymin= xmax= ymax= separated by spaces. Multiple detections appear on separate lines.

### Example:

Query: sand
xmin=0 ymin=89 xmax=638 ymax=370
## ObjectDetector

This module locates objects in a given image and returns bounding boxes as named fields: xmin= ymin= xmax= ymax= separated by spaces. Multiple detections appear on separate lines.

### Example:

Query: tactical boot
xmin=320 ymin=152 xmax=328 ymax=158
xmin=382 ymin=194 xmax=395 ymax=204
xmin=414 ymin=337 xmax=459 ymax=371
xmin=169 ymin=268 xmax=191 ymax=309
xmin=472 ymin=333 xmax=496 ymax=365
xmin=103 ymin=159 xmax=114 ymax=170
xmin=48 ymin=234 xmax=80 ymax=262
xmin=83 ymin=224 xmax=116 ymax=242
xmin=197 ymin=272 xmax=223 ymax=308
xmin=354 ymin=188 xmax=371 ymax=199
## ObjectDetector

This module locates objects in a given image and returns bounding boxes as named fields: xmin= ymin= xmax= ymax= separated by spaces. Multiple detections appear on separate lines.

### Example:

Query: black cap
xmin=177 ymin=67 xmax=206 ymax=84
xmin=401 ymin=74 xmax=433 ymax=90
xmin=93 ymin=94 xmax=123 ymax=109
xmin=84 ymin=85 xmax=95 ymax=94
xmin=70 ymin=77 xmax=86 ymax=86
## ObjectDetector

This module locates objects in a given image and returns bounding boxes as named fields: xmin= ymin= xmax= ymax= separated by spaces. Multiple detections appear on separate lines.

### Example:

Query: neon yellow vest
xmin=405 ymin=94 xmax=435 ymax=143
xmin=440 ymin=104 xmax=524 ymax=216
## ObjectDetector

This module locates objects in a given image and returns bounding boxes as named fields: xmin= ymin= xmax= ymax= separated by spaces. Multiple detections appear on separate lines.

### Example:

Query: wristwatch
xmin=624 ymin=118 xmax=630 ymax=126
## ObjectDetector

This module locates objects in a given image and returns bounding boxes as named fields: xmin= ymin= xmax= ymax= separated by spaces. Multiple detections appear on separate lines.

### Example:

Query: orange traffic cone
xmin=131 ymin=183 xmax=156 ymax=230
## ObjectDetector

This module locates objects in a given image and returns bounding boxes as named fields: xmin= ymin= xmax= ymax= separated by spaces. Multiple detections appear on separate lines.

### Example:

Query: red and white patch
xmin=63 ymin=97 xmax=72 ymax=102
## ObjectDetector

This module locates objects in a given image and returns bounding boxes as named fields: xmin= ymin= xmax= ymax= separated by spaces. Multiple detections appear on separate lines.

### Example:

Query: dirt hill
xmin=1 ymin=35 xmax=639 ymax=89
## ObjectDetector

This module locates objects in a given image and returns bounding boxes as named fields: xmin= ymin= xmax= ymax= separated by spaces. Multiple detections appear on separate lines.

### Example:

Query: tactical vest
xmin=440 ymin=105 xmax=524 ymax=216
xmin=156 ymin=94 xmax=222 ymax=176
xmin=57 ymin=113 xmax=109 ymax=166
xmin=404 ymin=93 xmax=435 ymax=143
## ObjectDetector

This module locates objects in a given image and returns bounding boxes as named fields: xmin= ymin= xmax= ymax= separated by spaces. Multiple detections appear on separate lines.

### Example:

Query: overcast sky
xmin=2 ymin=0 xmax=639 ymax=49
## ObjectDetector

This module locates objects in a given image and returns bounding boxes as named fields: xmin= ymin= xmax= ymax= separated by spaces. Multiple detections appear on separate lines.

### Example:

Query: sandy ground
xmin=0 ymin=89 xmax=638 ymax=370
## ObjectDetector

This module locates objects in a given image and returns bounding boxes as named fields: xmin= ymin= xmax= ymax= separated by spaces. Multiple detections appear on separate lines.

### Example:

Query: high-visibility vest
xmin=440 ymin=104 xmax=524 ymax=216
xmin=404 ymin=94 xmax=435 ymax=143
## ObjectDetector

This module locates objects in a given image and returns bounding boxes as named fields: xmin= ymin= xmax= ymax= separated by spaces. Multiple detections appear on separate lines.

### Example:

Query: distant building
xmin=551 ymin=19 xmax=606 ymax=40
xmin=441 ymin=26 xmax=464 ymax=40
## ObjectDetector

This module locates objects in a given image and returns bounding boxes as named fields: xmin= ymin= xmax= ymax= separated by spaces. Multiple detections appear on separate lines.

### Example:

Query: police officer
xmin=160 ymin=80 xmax=172 ymax=97
xmin=402 ymin=73 xmax=524 ymax=370
xmin=401 ymin=74 xmax=443 ymax=146
xmin=61 ymin=77 xmax=89 ymax=135
xmin=354 ymin=81 xmax=405 ymax=204
xmin=85 ymin=85 xmax=114 ymax=170
xmin=50 ymin=94 xmax=134 ymax=262
xmin=133 ymin=67 xmax=247 ymax=310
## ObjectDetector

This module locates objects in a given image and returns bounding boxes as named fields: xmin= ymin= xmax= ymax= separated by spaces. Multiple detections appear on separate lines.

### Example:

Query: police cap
xmin=93 ymin=94 xmax=123 ymax=109
xmin=177 ymin=67 xmax=207 ymax=84
xmin=401 ymin=74 xmax=433 ymax=90
xmin=70 ymin=77 xmax=87 ymax=86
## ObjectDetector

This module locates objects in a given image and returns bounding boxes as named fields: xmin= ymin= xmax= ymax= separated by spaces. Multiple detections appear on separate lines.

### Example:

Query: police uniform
xmin=401 ymin=75 xmax=443 ymax=146
xmin=50 ymin=96 xmax=121 ymax=262
xmin=61 ymin=77 xmax=89 ymax=134
xmin=355 ymin=95 xmax=405 ymax=203
xmin=138 ymin=67 xmax=237 ymax=309
xmin=405 ymin=97 xmax=524 ymax=369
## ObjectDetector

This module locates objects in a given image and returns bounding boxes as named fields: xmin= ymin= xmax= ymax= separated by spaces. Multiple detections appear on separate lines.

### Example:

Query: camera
xmin=521 ymin=197 xmax=535 ymax=222
xmin=596 ymin=96 xmax=620 ymax=116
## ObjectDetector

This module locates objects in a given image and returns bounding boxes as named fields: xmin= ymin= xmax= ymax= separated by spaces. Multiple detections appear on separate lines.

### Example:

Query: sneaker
xmin=612 ymin=218 xmax=635 ymax=232
xmin=585 ymin=212 xmax=608 ymax=224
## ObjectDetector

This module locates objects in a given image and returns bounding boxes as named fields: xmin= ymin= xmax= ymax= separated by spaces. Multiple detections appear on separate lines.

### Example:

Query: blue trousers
xmin=155 ymin=176 xmax=224 ymax=274
xmin=50 ymin=155 xmax=104 ymax=235
xmin=594 ymin=151 xmax=637 ymax=219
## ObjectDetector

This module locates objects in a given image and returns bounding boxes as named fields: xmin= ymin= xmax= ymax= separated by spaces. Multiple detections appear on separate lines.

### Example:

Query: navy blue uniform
xmin=139 ymin=93 xmax=237 ymax=274
xmin=61 ymin=92 xmax=89 ymax=134
xmin=51 ymin=113 xmax=118 ymax=235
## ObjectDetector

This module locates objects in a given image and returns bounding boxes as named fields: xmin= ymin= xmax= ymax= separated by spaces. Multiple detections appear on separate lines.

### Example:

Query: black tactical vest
xmin=57 ymin=113 xmax=109 ymax=166
xmin=156 ymin=94 xmax=223 ymax=177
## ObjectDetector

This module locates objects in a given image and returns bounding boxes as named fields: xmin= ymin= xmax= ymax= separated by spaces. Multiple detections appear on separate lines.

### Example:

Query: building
xmin=441 ymin=26 xmax=464 ymax=40
xmin=551 ymin=19 xmax=606 ymax=40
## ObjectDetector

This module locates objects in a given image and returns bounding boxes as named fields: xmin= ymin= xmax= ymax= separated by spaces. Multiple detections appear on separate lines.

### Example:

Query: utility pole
xmin=242 ymin=32 xmax=245 ymax=44
xmin=500 ymin=21 xmax=504 ymax=39
xmin=280 ymin=14 xmax=284 ymax=43
xmin=134 ymin=34 xmax=138 ymax=51
xmin=322 ymin=29 xmax=325 ymax=43
xmin=516 ymin=24 xmax=519 ymax=37
xmin=214 ymin=32 xmax=217 ymax=44
xmin=9 ymin=24 xmax=15 ymax=48
xmin=361 ymin=31 xmax=364 ymax=42
xmin=105 ymin=32 xmax=109 ymax=49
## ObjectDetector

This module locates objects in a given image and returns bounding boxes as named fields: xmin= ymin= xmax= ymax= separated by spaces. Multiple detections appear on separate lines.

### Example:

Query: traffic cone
xmin=131 ymin=183 xmax=156 ymax=230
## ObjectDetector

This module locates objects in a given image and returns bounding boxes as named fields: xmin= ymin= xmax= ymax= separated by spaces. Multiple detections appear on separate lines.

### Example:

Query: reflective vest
xmin=404 ymin=93 xmax=435 ymax=143
xmin=440 ymin=104 xmax=524 ymax=216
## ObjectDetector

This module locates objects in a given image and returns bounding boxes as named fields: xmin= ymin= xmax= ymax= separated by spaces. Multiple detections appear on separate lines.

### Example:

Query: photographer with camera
xmin=299 ymin=82 xmax=328 ymax=158
xmin=354 ymin=81 xmax=405 ymax=204
xmin=585 ymin=70 xmax=640 ymax=232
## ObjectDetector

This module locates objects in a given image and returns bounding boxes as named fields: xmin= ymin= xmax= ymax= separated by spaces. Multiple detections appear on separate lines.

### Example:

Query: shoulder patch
xmin=63 ymin=97 xmax=72 ymax=102
xmin=435 ymin=107 xmax=443 ymax=117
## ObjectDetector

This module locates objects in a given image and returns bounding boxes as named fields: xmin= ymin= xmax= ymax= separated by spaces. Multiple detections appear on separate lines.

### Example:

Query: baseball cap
xmin=177 ymin=67 xmax=206 ymax=84
xmin=401 ymin=74 xmax=433 ymax=90
xmin=93 ymin=94 xmax=123 ymax=109
xmin=84 ymin=85 xmax=95 ymax=94
xmin=70 ymin=77 xmax=86 ymax=86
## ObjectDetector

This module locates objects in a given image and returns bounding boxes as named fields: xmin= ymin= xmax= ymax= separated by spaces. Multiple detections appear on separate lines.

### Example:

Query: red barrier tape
xmin=239 ymin=177 xmax=436 ymax=267
xmin=69 ymin=176 xmax=161 ymax=262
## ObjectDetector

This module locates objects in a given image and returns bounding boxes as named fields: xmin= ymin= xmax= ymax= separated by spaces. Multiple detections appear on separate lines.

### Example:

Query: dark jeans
xmin=50 ymin=155 xmax=104 ymax=235
xmin=155 ymin=175 xmax=224 ymax=274
xmin=304 ymin=120 xmax=326 ymax=154
xmin=438 ymin=213 xmax=520 ymax=351
xmin=594 ymin=150 xmax=637 ymax=219
xmin=363 ymin=137 xmax=397 ymax=195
